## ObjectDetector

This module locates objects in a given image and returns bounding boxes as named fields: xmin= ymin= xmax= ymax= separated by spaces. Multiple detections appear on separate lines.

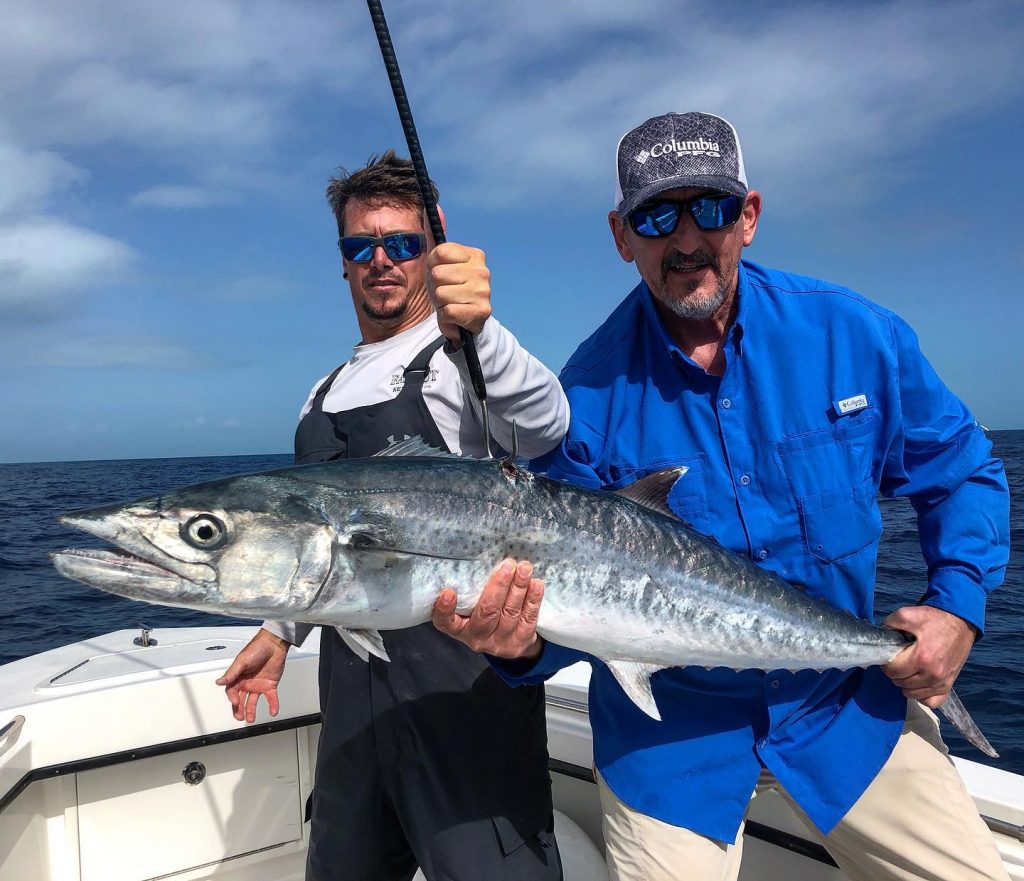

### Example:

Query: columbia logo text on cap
xmin=635 ymin=138 xmax=721 ymax=165
xmin=614 ymin=111 xmax=747 ymax=216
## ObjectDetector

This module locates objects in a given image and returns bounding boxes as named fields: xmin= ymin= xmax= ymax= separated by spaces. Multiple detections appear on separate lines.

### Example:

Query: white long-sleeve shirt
xmin=264 ymin=314 xmax=569 ymax=645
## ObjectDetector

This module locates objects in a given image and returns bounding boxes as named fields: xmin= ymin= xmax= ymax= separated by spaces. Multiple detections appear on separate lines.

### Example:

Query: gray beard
xmin=654 ymin=278 xmax=729 ymax=320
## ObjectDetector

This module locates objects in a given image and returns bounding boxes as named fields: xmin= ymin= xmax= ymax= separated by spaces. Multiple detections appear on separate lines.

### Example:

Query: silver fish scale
xmin=287 ymin=457 xmax=907 ymax=672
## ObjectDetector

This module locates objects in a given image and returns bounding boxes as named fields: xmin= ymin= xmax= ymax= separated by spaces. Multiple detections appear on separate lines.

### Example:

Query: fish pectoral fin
xmin=372 ymin=435 xmax=464 ymax=460
xmin=605 ymin=660 xmax=665 ymax=721
xmin=613 ymin=467 xmax=689 ymax=521
xmin=336 ymin=627 xmax=391 ymax=663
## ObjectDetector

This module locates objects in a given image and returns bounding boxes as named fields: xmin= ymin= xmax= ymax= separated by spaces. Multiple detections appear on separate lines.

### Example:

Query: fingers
xmin=215 ymin=656 xmax=246 ymax=688
xmin=431 ymin=587 xmax=465 ymax=637
xmin=881 ymin=607 xmax=914 ymax=629
xmin=217 ymin=630 xmax=283 ymax=688
xmin=883 ymin=643 xmax=950 ymax=698
xmin=225 ymin=685 xmax=277 ymax=723
xmin=427 ymin=242 xmax=480 ymax=270
xmin=518 ymin=578 xmax=544 ymax=644
xmin=427 ymin=243 xmax=491 ymax=338
xmin=217 ymin=635 xmax=287 ymax=723
xmin=461 ymin=559 xmax=517 ymax=646
xmin=432 ymin=559 xmax=544 ymax=659
xmin=881 ymin=605 xmax=973 ymax=705
xmin=880 ymin=643 xmax=917 ymax=680
xmin=235 ymin=686 xmax=281 ymax=723
xmin=225 ymin=684 xmax=245 ymax=720
xmin=494 ymin=561 xmax=534 ymax=641
xmin=243 ymin=689 xmax=258 ymax=724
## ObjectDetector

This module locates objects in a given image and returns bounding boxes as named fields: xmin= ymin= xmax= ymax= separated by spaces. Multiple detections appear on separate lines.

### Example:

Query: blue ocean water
xmin=0 ymin=434 xmax=1021 ymax=775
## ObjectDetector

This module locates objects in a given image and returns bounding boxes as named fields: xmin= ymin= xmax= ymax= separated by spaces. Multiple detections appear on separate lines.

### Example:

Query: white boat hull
xmin=1 ymin=626 xmax=1021 ymax=881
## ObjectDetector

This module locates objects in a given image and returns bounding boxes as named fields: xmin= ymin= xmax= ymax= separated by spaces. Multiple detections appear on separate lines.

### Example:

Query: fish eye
xmin=181 ymin=514 xmax=228 ymax=550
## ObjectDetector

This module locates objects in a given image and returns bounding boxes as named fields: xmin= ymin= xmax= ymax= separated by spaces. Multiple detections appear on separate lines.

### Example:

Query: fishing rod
xmin=365 ymin=0 xmax=493 ymax=458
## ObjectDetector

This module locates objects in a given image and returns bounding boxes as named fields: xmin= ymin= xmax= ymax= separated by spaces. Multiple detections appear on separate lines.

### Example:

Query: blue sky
xmin=1 ymin=0 xmax=1022 ymax=463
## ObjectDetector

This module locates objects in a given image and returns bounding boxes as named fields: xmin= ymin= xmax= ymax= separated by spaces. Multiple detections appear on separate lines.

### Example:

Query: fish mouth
xmin=53 ymin=507 xmax=216 ymax=597
xmin=52 ymin=545 xmax=181 ymax=576
xmin=51 ymin=546 xmax=194 ymax=598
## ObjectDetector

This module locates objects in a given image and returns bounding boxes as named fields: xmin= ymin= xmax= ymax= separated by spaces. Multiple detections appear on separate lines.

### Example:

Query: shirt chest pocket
xmin=777 ymin=414 xmax=882 ymax=562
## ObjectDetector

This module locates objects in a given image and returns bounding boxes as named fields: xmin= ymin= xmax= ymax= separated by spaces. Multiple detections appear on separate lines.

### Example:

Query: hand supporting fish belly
xmin=432 ymin=559 xmax=546 ymax=662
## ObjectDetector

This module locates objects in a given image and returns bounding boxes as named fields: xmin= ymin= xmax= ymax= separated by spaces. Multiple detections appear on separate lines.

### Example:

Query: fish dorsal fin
xmin=373 ymin=435 xmax=463 ymax=459
xmin=336 ymin=627 xmax=391 ymax=663
xmin=613 ymin=467 xmax=689 ymax=521
xmin=605 ymin=660 xmax=666 ymax=720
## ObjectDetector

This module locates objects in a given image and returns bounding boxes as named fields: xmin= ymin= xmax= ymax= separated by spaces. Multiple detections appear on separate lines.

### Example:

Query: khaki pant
xmin=598 ymin=701 xmax=1009 ymax=881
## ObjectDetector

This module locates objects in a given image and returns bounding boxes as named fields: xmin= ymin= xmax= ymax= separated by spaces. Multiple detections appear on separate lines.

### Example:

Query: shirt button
xmin=720 ymin=398 xmax=732 ymax=409
xmin=739 ymin=474 xmax=750 ymax=486
xmin=770 ymin=679 xmax=780 ymax=689
xmin=757 ymin=549 xmax=768 ymax=560
xmin=757 ymin=738 xmax=768 ymax=750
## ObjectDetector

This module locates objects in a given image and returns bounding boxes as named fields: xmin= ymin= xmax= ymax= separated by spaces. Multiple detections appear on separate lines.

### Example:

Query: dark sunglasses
xmin=629 ymin=193 xmax=744 ymax=237
xmin=339 ymin=232 xmax=427 ymax=263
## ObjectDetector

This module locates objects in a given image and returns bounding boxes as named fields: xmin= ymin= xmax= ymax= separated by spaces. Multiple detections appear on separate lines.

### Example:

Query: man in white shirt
xmin=217 ymin=151 xmax=569 ymax=881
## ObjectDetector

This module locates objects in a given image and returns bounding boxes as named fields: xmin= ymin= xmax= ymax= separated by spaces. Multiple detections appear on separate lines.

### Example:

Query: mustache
xmin=661 ymin=249 xmax=719 ymax=283
xmin=366 ymin=269 xmax=405 ymax=285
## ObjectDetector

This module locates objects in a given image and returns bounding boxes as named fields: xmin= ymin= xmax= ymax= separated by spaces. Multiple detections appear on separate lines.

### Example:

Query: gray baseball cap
xmin=614 ymin=111 xmax=748 ymax=217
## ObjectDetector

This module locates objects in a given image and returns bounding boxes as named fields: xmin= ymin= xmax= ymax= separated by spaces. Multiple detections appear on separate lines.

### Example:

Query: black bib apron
xmin=297 ymin=337 xmax=560 ymax=881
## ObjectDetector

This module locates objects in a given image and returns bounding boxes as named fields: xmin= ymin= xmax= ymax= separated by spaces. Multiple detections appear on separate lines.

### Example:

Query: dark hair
xmin=326 ymin=150 xmax=439 ymax=235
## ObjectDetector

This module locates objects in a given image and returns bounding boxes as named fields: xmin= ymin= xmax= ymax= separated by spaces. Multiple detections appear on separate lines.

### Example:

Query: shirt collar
xmin=637 ymin=262 xmax=751 ymax=369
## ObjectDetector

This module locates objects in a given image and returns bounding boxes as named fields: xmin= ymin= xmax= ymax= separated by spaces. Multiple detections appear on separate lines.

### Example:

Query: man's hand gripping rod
xmin=365 ymin=0 xmax=493 ymax=457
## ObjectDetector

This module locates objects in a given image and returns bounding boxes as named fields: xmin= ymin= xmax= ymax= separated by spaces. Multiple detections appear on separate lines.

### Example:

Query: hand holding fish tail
xmin=881 ymin=606 xmax=978 ymax=708
xmin=432 ymin=558 xmax=545 ymax=660
xmin=216 ymin=628 xmax=289 ymax=723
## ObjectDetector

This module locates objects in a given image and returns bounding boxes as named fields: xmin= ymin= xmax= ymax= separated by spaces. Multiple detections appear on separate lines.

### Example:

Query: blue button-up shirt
xmin=496 ymin=259 xmax=1009 ymax=843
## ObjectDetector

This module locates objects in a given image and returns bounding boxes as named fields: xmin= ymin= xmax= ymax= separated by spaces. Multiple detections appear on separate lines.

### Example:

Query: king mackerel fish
xmin=51 ymin=437 xmax=996 ymax=756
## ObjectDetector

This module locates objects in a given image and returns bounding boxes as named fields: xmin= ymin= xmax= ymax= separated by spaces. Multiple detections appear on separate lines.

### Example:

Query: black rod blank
xmin=365 ymin=0 xmax=488 ymax=405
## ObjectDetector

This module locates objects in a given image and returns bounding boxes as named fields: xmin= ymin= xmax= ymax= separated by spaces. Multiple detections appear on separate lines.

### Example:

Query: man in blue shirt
xmin=433 ymin=112 xmax=1011 ymax=880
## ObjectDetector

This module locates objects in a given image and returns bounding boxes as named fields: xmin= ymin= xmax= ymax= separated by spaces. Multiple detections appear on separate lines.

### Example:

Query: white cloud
xmin=0 ymin=219 xmax=135 ymax=316
xmin=4 ymin=0 xmax=1019 ymax=215
xmin=0 ymin=0 xmax=370 ymax=157
xmin=1 ymin=0 xmax=1021 ymax=319
xmin=51 ymin=62 xmax=275 ymax=151
xmin=0 ymin=143 xmax=86 ymax=218
xmin=393 ymin=0 xmax=1024 ymax=209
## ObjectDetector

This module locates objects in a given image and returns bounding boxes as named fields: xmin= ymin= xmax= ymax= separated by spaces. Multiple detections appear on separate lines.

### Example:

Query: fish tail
xmin=938 ymin=688 xmax=998 ymax=758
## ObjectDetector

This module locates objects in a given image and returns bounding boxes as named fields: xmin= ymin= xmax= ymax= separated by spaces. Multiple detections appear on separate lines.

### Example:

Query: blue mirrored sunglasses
xmin=629 ymin=193 xmax=743 ymax=237
xmin=339 ymin=232 xmax=427 ymax=262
